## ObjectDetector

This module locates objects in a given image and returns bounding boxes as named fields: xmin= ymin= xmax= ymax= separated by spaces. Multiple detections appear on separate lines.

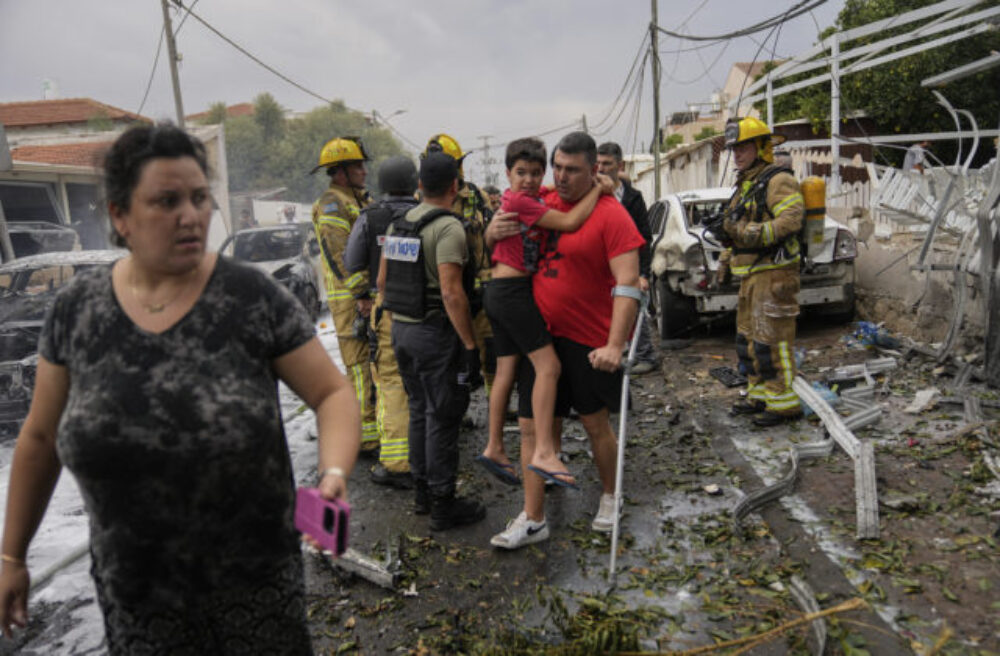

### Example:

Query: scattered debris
xmin=843 ymin=405 xmax=883 ymax=431
xmin=732 ymin=450 xmax=799 ymax=523
xmin=904 ymin=388 xmax=940 ymax=414
xmin=788 ymin=575 xmax=827 ymax=656
xmin=827 ymin=356 xmax=898 ymax=383
xmin=709 ymin=366 xmax=747 ymax=388
xmin=793 ymin=376 xmax=880 ymax=539
xmin=326 ymin=547 xmax=401 ymax=590
xmin=703 ymin=483 xmax=722 ymax=495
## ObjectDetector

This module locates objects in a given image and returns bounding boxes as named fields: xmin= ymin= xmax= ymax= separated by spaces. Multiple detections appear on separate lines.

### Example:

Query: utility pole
xmin=161 ymin=0 xmax=185 ymax=128
xmin=651 ymin=0 xmax=662 ymax=200
xmin=581 ymin=114 xmax=589 ymax=134
xmin=829 ymin=32 xmax=840 ymax=202
xmin=477 ymin=135 xmax=499 ymax=188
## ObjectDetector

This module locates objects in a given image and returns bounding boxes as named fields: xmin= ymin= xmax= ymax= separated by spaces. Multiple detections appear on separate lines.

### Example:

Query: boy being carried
xmin=478 ymin=137 xmax=613 ymax=491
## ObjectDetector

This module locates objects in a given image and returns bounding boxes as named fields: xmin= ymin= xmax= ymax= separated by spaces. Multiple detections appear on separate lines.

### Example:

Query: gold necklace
xmin=128 ymin=262 xmax=198 ymax=314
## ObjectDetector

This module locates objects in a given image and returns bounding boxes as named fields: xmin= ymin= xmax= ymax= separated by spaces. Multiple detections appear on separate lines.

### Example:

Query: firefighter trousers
xmin=735 ymin=266 xmax=802 ymax=416
xmin=371 ymin=294 xmax=410 ymax=473
xmin=330 ymin=294 xmax=378 ymax=448
xmin=471 ymin=306 xmax=496 ymax=391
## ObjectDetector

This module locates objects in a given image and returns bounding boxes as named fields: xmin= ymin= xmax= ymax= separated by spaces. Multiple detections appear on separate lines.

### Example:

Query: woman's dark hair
xmin=103 ymin=122 xmax=210 ymax=247
xmin=505 ymin=137 xmax=547 ymax=171
xmin=552 ymin=131 xmax=597 ymax=166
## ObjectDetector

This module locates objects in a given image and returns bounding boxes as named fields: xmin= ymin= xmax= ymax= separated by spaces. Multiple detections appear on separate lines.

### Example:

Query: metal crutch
xmin=608 ymin=302 xmax=649 ymax=586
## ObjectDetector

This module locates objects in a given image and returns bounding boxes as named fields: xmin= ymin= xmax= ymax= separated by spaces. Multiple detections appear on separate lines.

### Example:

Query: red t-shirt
xmin=491 ymin=189 xmax=550 ymax=273
xmin=533 ymin=192 xmax=645 ymax=349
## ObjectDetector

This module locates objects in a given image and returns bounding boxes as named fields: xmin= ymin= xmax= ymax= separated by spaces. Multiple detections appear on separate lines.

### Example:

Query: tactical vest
xmin=363 ymin=198 xmax=418 ymax=287
xmin=382 ymin=208 xmax=476 ymax=320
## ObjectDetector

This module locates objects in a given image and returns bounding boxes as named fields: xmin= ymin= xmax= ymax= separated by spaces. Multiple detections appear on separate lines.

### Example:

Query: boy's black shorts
xmin=517 ymin=336 xmax=625 ymax=419
xmin=483 ymin=277 xmax=552 ymax=358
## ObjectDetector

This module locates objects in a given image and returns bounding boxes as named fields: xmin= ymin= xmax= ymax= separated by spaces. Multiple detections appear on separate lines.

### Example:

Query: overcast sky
xmin=1 ymin=0 xmax=843 ymax=186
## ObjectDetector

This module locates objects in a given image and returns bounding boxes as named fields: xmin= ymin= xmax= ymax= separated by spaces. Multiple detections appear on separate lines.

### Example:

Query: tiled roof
xmin=10 ymin=141 xmax=110 ymax=168
xmin=186 ymin=102 xmax=255 ymax=122
xmin=733 ymin=60 xmax=787 ymax=77
xmin=0 ymin=98 xmax=150 ymax=128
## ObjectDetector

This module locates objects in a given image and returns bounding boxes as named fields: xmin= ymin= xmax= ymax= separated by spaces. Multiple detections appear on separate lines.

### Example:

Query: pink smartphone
xmin=294 ymin=487 xmax=350 ymax=557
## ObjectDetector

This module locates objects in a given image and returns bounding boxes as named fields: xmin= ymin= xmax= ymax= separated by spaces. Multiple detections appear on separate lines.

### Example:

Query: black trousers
xmin=391 ymin=315 xmax=469 ymax=497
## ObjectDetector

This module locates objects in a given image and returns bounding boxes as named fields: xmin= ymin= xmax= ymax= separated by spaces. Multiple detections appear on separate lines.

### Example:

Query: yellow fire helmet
xmin=424 ymin=133 xmax=464 ymax=160
xmin=310 ymin=136 xmax=369 ymax=174
xmin=724 ymin=117 xmax=785 ymax=164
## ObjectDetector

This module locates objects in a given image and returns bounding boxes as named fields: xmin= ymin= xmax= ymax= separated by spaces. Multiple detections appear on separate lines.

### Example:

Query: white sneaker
xmin=490 ymin=511 xmax=549 ymax=549
xmin=591 ymin=493 xmax=620 ymax=533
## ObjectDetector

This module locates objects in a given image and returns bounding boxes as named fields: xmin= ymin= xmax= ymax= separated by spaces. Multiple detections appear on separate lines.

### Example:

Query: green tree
xmin=200 ymin=102 xmax=228 ymax=125
xmin=252 ymin=92 xmax=286 ymax=143
xmin=694 ymin=127 xmax=719 ymax=141
xmin=663 ymin=133 xmax=684 ymax=150
xmin=759 ymin=0 xmax=1000 ymax=166
xmin=218 ymin=98 xmax=407 ymax=201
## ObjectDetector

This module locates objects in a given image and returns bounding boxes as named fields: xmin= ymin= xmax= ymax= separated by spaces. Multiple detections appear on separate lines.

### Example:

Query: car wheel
xmin=658 ymin=277 xmax=698 ymax=339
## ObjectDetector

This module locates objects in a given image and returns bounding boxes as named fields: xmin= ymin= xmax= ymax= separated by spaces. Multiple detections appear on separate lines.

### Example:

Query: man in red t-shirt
xmin=486 ymin=131 xmax=644 ymax=550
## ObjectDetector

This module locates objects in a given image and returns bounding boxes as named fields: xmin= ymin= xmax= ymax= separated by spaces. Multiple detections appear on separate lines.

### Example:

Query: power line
xmin=134 ymin=25 xmax=165 ymax=117
xmin=589 ymin=31 xmax=651 ymax=132
xmin=593 ymin=48 xmax=649 ymax=138
xmin=656 ymin=0 xmax=828 ymax=42
xmin=171 ymin=0 xmax=421 ymax=150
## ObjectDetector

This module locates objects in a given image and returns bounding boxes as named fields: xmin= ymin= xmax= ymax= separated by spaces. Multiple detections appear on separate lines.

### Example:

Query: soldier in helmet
xmin=721 ymin=117 xmax=804 ymax=426
xmin=424 ymin=134 xmax=496 ymax=391
xmin=310 ymin=137 xmax=378 ymax=454
xmin=344 ymin=156 xmax=419 ymax=488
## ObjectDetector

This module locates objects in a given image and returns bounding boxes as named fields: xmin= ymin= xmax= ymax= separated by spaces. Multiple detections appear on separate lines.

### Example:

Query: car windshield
xmin=0 ymin=264 xmax=82 ymax=296
xmin=233 ymin=229 xmax=304 ymax=262
xmin=684 ymin=199 xmax=729 ymax=227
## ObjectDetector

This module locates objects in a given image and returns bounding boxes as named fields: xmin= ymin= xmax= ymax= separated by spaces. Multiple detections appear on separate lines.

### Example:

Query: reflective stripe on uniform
xmin=731 ymin=254 xmax=800 ymax=276
xmin=747 ymin=382 xmax=766 ymax=400
xmin=777 ymin=341 xmax=795 ymax=391
xmin=772 ymin=192 xmax=803 ymax=218
xmin=319 ymin=215 xmax=351 ymax=232
xmin=342 ymin=271 xmax=366 ymax=293
xmin=761 ymin=222 xmax=776 ymax=246
xmin=328 ymin=288 xmax=354 ymax=301
xmin=348 ymin=362 xmax=378 ymax=444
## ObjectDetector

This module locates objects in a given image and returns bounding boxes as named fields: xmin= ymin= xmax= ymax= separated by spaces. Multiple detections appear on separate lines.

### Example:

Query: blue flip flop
xmin=526 ymin=464 xmax=580 ymax=491
xmin=475 ymin=455 xmax=521 ymax=486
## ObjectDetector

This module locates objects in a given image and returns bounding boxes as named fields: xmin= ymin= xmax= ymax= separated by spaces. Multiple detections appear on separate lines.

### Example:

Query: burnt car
xmin=220 ymin=222 xmax=323 ymax=321
xmin=8 ymin=221 xmax=80 ymax=256
xmin=0 ymin=250 xmax=126 ymax=436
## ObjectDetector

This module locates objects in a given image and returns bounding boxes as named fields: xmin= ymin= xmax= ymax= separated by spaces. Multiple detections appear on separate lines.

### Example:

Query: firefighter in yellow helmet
xmin=424 ymin=134 xmax=496 ymax=390
xmin=310 ymin=137 xmax=378 ymax=453
xmin=720 ymin=117 xmax=804 ymax=426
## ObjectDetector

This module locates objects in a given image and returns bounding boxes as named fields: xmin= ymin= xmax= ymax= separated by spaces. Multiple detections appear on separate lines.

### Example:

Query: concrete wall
xmin=847 ymin=211 xmax=984 ymax=350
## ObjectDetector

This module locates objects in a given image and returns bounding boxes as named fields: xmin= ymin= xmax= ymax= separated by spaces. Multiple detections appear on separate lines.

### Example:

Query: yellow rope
xmin=621 ymin=597 xmax=867 ymax=656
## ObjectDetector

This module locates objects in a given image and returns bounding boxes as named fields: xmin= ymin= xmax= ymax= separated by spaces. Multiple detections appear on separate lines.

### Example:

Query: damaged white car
xmin=220 ymin=222 xmax=324 ymax=322
xmin=650 ymin=187 xmax=857 ymax=339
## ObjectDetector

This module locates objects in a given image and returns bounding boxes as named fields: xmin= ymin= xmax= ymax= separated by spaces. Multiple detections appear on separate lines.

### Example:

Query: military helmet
xmin=311 ymin=136 xmax=369 ymax=174
xmin=377 ymin=155 xmax=418 ymax=196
